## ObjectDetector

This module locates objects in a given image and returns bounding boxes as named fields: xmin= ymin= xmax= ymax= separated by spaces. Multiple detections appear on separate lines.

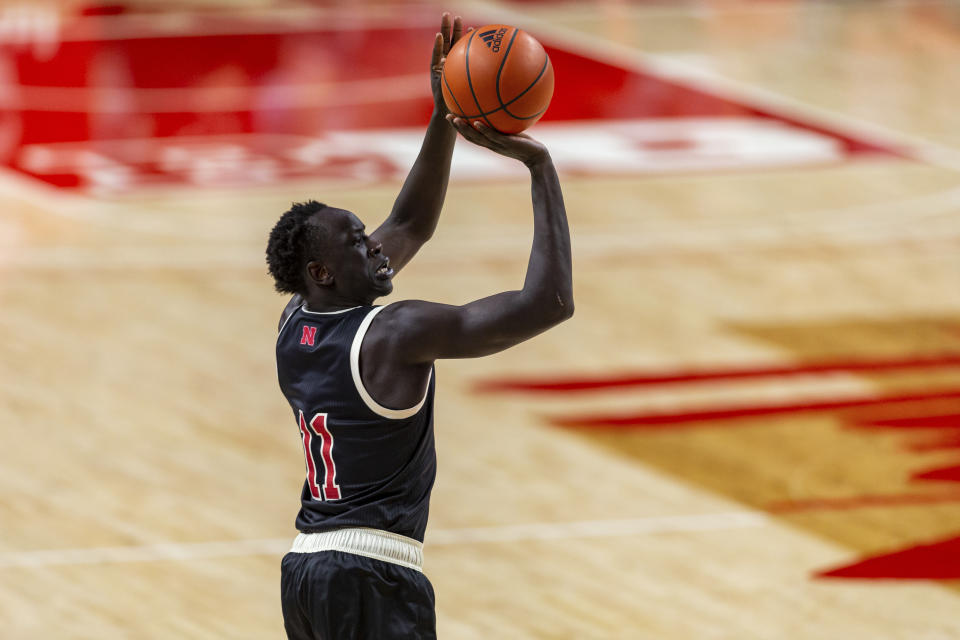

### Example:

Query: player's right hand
xmin=431 ymin=12 xmax=468 ymax=117
xmin=446 ymin=116 xmax=549 ymax=167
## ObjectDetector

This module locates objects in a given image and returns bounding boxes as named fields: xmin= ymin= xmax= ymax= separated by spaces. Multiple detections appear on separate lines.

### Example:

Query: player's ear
xmin=306 ymin=260 xmax=334 ymax=286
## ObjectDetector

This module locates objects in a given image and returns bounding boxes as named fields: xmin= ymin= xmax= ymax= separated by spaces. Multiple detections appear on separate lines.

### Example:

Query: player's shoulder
xmin=364 ymin=300 xmax=417 ymax=345
xmin=376 ymin=298 xmax=457 ymax=319
xmin=361 ymin=301 xmax=439 ymax=375
xmin=370 ymin=299 xmax=438 ymax=328
xmin=366 ymin=299 xmax=458 ymax=348
xmin=278 ymin=294 xmax=304 ymax=333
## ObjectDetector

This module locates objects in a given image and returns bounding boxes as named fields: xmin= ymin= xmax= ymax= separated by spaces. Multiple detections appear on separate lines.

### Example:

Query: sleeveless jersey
xmin=276 ymin=303 xmax=436 ymax=542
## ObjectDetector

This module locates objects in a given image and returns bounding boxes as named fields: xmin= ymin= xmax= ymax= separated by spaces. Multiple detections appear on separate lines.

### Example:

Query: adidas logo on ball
xmin=480 ymin=27 xmax=508 ymax=52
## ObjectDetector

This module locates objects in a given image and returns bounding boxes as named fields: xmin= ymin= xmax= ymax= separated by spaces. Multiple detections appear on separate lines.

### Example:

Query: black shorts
xmin=280 ymin=550 xmax=437 ymax=640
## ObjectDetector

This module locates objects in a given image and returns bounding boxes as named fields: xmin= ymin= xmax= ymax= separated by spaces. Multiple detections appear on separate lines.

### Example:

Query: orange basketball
xmin=441 ymin=24 xmax=554 ymax=134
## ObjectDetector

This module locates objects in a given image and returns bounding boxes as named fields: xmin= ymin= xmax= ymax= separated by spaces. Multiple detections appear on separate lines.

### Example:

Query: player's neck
xmin=304 ymin=290 xmax=371 ymax=313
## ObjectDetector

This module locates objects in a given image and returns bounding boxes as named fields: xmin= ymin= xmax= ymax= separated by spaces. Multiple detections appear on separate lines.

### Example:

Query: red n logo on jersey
xmin=300 ymin=325 xmax=318 ymax=346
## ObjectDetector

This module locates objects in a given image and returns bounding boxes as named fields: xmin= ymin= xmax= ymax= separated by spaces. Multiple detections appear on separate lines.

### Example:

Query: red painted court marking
xmin=548 ymin=389 xmax=960 ymax=429
xmin=806 ymin=411 xmax=960 ymax=578
xmin=913 ymin=465 xmax=960 ymax=484
xmin=0 ymin=10 xmax=904 ymax=190
xmin=476 ymin=354 xmax=960 ymax=394
xmin=493 ymin=361 xmax=960 ymax=580
xmin=850 ymin=412 xmax=960 ymax=487
xmin=908 ymin=434 xmax=960 ymax=452
xmin=768 ymin=491 xmax=960 ymax=513
xmin=480 ymin=349 xmax=960 ymax=580
xmin=544 ymin=383 xmax=960 ymax=579
xmin=853 ymin=413 xmax=960 ymax=430
xmin=817 ymin=534 xmax=960 ymax=580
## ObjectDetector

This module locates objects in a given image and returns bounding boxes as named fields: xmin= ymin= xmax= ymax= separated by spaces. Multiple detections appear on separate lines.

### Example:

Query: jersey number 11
xmin=297 ymin=411 xmax=341 ymax=501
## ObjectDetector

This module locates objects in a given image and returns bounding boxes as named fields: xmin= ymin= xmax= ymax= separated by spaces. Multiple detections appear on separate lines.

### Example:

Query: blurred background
xmin=1 ymin=0 xmax=960 ymax=638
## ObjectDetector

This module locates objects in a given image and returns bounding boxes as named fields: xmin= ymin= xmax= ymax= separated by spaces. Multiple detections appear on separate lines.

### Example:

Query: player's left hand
xmin=431 ymin=12 xmax=468 ymax=117
xmin=446 ymin=116 xmax=549 ymax=167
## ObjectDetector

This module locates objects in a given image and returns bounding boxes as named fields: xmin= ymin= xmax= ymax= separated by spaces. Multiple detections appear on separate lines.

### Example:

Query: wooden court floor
xmin=2 ymin=1 xmax=960 ymax=638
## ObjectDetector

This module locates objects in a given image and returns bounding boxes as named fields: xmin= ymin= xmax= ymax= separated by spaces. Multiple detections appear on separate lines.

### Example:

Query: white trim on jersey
xmin=350 ymin=305 xmax=432 ymax=420
xmin=302 ymin=304 xmax=360 ymax=315
xmin=277 ymin=306 xmax=299 ymax=337
xmin=279 ymin=304 xmax=359 ymax=338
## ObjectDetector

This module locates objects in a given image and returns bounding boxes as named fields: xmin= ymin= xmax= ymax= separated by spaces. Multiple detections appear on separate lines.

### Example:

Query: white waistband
xmin=289 ymin=528 xmax=424 ymax=572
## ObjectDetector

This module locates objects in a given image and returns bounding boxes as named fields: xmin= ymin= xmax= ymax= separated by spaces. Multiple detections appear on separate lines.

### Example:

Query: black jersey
xmin=276 ymin=303 xmax=436 ymax=542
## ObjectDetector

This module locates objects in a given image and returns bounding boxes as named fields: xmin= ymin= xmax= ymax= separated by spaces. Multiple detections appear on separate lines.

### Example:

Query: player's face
xmin=323 ymin=209 xmax=394 ymax=302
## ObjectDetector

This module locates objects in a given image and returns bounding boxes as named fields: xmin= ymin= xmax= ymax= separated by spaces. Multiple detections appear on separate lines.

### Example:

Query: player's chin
xmin=371 ymin=278 xmax=394 ymax=296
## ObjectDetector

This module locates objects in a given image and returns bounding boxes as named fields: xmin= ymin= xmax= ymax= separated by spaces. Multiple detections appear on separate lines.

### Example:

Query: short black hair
xmin=266 ymin=200 xmax=331 ymax=295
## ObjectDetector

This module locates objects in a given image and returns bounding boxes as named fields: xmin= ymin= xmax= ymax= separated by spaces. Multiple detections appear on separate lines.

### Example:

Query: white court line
xmin=426 ymin=512 xmax=768 ymax=545
xmin=0 ymin=512 xmax=767 ymax=568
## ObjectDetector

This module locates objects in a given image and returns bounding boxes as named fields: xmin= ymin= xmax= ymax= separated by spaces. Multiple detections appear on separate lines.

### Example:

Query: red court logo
xmin=477 ymin=344 xmax=960 ymax=581
xmin=0 ymin=18 xmax=903 ymax=192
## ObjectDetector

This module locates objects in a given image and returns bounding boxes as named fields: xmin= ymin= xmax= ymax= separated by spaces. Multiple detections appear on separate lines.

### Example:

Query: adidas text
xmin=479 ymin=27 xmax=509 ymax=53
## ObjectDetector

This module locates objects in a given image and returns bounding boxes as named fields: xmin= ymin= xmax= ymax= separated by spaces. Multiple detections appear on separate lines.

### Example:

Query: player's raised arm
xmin=370 ymin=118 xmax=573 ymax=362
xmin=370 ymin=13 xmax=468 ymax=273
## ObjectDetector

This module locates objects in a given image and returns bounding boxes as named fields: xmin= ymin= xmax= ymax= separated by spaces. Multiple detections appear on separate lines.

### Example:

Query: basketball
xmin=441 ymin=24 xmax=554 ymax=134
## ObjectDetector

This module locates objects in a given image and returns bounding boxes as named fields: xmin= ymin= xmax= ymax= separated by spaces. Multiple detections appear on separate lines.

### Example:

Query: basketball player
xmin=266 ymin=13 xmax=572 ymax=639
